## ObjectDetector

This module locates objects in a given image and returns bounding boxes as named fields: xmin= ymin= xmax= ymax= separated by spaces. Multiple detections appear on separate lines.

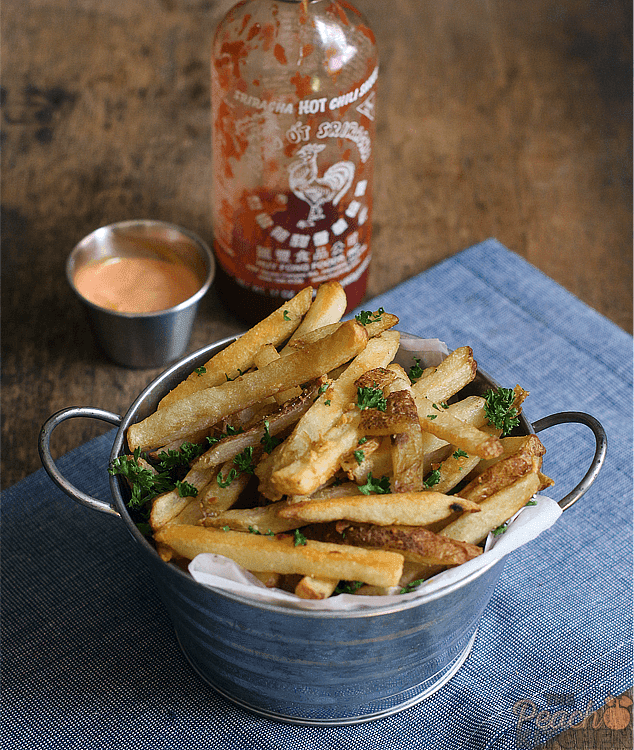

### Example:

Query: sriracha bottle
xmin=211 ymin=0 xmax=378 ymax=323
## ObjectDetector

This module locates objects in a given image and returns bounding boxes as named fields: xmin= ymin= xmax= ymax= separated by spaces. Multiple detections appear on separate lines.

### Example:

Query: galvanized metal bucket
xmin=39 ymin=335 xmax=607 ymax=725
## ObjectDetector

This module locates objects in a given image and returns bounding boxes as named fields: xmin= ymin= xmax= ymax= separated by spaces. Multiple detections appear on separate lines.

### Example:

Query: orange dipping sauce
xmin=74 ymin=257 xmax=202 ymax=313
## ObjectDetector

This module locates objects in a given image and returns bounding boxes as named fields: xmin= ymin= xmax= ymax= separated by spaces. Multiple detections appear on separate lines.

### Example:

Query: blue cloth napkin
xmin=3 ymin=239 xmax=632 ymax=750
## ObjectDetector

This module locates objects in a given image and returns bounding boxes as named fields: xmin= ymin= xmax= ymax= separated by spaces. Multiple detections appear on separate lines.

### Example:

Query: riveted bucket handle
xmin=38 ymin=407 xmax=122 ymax=517
xmin=532 ymin=412 xmax=607 ymax=512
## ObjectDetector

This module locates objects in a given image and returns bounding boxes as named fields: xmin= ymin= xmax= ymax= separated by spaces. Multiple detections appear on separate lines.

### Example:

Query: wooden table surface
xmin=2 ymin=1 xmax=631 ymax=745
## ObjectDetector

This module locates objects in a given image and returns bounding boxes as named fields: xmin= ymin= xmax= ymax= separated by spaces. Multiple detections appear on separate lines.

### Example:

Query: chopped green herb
xmin=217 ymin=468 xmax=238 ymax=488
xmin=353 ymin=449 xmax=365 ymax=465
xmin=354 ymin=308 xmax=384 ymax=326
xmin=408 ymin=357 xmax=424 ymax=383
xmin=484 ymin=387 xmax=520 ymax=436
xmin=248 ymin=525 xmax=261 ymax=535
xmin=334 ymin=580 xmax=365 ymax=595
xmin=525 ymin=499 xmax=538 ymax=506
xmin=426 ymin=414 xmax=437 ymax=420
xmin=358 ymin=472 xmax=391 ymax=495
xmin=293 ymin=528 xmax=308 ymax=546
xmin=176 ymin=480 xmax=198 ymax=498
xmin=453 ymin=449 xmax=469 ymax=459
xmin=358 ymin=437 xmax=368 ymax=445
xmin=155 ymin=439 xmax=211 ymax=471
xmin=233 ymin=446 xmax=256 ymax=475
xmin=108 ymin=449 xmax=174 ymax=510
xmin=423 ymin=468 xmax=441 ymax=488
xmin=492 ymin=522 xmax=508 ymax=536
xmin=260 ymin=419 xmax=281 ymax=454
xmin=225 ymin=425 xmax=244 ymax=436
xmin=357 ymin=385 xmax=387 ymax=411
xmin=194 ymin=366 xmax=207 ymax=376
xmin=318 ymin=383 xmax=329 ymax=396
xmin=324 ymin=399 xmax=331 ymax=406
xmin=283 ymin=310 xmax=291 ymax=321
xmin=400 ymin=578 xmax=424 ymax=594
xmin=222 ymin=525 xmax=230 ymax=532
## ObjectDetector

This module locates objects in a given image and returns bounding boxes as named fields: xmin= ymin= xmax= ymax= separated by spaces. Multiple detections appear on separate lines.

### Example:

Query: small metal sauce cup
xmin=67 ymin=220 xmax=215 ymax=368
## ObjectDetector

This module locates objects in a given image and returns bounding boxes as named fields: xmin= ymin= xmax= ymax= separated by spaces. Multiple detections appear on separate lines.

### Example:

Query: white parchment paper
xmin=188 ymin=337 xmax=563 ymax=610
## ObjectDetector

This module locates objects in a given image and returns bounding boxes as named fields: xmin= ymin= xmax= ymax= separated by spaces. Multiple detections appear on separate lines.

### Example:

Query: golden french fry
xmin=278 ymin=490 xmax=480 ymax=527
xmin=294 ymin=576 xmax=339 ymax=600
xmin=283 ymin=280 xmax=347 ymax=350
xmin=158 ymin=287 xmax=313 ymax=408
xmin=287 ymin=480 xmax=361 ymax=505
xmin=340 ymin=436 xmax=382 ymax=477
xmin=417 ymin=395 xmax=504 ymax=459
xmin=441 ymin=470 xmax=541 ymax=545
xmin=149 ymin=465 xmax=215 ymax=531
xmin=198 ymin=463 xmax=252 ymax=515
xmin=457 ymin=435 xmax=546 ymax=503
xmin=286 ymin=312 xmax=399 ymax=350
xmin=153 ymin=525 xmax=404 ymax=587
xmin=411 ymin=346 xmax=477 ymax=403
xmin=202 ymin=499 xmax=299 ymax=534
xmin=127 ymin=320 xmax=369 ymax=452
xmin=325 ymin=521 xmax=483 ymax=566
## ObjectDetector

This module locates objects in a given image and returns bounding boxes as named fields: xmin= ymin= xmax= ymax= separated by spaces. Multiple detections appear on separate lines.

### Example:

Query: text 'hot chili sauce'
xmin=211 ymin=0 xmax=378 ymax=323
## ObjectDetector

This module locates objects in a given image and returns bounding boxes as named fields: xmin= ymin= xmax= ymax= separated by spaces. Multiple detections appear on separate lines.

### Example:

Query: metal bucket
xmin=39 ymin=335 xmax=607 ymax=725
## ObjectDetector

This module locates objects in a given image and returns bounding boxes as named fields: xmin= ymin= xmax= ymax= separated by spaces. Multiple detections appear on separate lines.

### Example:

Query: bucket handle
xmin=38 ymin=406 xmax=122 ymax=517
xmin=532 ymin=412 xmax=607 ymax=512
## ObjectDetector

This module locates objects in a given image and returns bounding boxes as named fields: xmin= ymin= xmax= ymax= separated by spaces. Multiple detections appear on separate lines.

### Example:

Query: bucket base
xmin=175 ymin=627 xmax=478 ymax=726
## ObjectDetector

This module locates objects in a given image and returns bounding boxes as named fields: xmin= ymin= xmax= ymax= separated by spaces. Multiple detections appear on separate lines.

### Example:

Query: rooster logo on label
xmin=288 ymin=144 xmax=355 ymax=228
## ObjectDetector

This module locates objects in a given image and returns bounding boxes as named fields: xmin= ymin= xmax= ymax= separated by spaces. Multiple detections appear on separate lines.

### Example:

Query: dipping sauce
xmin=74 ymin=257 xmax=202 ymax=313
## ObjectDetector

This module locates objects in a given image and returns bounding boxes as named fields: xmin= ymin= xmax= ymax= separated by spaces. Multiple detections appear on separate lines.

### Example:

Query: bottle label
xmin=212 ymin=68 xmax=377 ymax=300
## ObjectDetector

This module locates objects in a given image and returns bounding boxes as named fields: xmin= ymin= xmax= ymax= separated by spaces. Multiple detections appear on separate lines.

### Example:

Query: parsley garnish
xmin=423 ymin=468 xmax=441 ymax=488
xmin=400 ymin=579 xmax=424 ymax=594
xmin=324 ymin=399 xmax=331 ymax=406
xmin=175 ymin=480 xmax=198 ymax=497
xmin=194 ymin=366 xmax=206 ymax=376
xmin=492 ymin=522 xmax=508 ymax=536
xmin=334 ymin=580 xmax=364 ymax=594
xmin=222 ymin=525 xmax=230 ymax=532
xmin=408 ymin=357 xmax=424 ymax=383
xmin=355 ymin=308 xmax=384 ymax=326
xmin=484 ymin=387 xmax=520 ymax=436
xmin=293 ymin=528 xmax=307 ymax=546
xmin=426 ymin=414 xmax=437 ymax=420
xmin=225 ymin=369 xmax=244 ymax=382
xmin=358 ymin=472 xmax=391 ymax=495
xmin=354 ymin=449 xmax=365 ymax=465
xmin=217 ymin=468 xmax=239 ymax=488
xmin=283 ymin=310 xmax=291 ymax=321
xmin=357 ymin=385 xmax=387 ymax=411
xmin=108 ymin=449 xmax=174 ymax=510
xmin=358 ymin=437 xmax=368 ymax=445
xmin=234 ymin=446 xmax=256 ymax=474
xmin=525 ymin=499 xmax=538 ymax=506
xmin=248 ymin=525 xmax=261 ymax=534
xmin=453 ymin=449 xmax=468 ymax=459
xmin=260 ymin=419 xmax=281 ymax=454
xmin=155 ymin=439 xmax=212 ymax=471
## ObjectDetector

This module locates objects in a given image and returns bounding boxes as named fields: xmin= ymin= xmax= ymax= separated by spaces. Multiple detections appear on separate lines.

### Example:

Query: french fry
xmin=411 ymin=346 xmax=477 ymax=404
xmin=457 ymin=435 xmax=546 ymax=503
xmin=441 ymin=470 xmax=542 ymax=545
xmin=417 ymin=395 xmax=504 ymax=459
xmin=149 ymin=465 xmax=215 ymax=531
xmin=282 ymin=280 xmax=347 ymax=351
xmin=153 ymin=525 xmax=405 ymax=587
xmin=324 ymin=521 xmax=483 ymax=566
xmin=278 ymin=490 xmax=481 ymax=527
xmin=127 ymin=320 xmax=369 ymax=452
xmin=253 ymin=343 xmax=303 ymax=405
xmin=251 ymin=570 xmax=282 ymax=588
xmin=201 ymin=499 xmax=299 ymax=535
xmin=286 ymin=312 xmax=399 ymax=350
xmin=287 ymin=480 xmax=361 ymax=505
xmin=344 ymin=438 xmax=392 ymax=484
xmin=158 ymin=286 xmax=313 ymax=408
xmin=294 ymin=576 xmax=339 ymax=600
xmin=198 ymin=462 xmax=253 ymax=515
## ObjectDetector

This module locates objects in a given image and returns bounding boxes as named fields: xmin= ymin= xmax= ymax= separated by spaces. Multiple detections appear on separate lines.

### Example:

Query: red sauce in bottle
xmin=211 ymin=0 xmax=378 ymax=324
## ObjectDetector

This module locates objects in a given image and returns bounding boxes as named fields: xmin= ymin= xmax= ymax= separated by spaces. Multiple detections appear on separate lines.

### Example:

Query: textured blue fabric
xmin=2 ymin=239 xmax=632 ymax=749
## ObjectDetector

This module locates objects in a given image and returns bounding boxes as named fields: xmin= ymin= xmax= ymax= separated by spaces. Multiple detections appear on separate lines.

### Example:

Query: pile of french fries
xmin=122 ymin=281 xmax=554 ymax=599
